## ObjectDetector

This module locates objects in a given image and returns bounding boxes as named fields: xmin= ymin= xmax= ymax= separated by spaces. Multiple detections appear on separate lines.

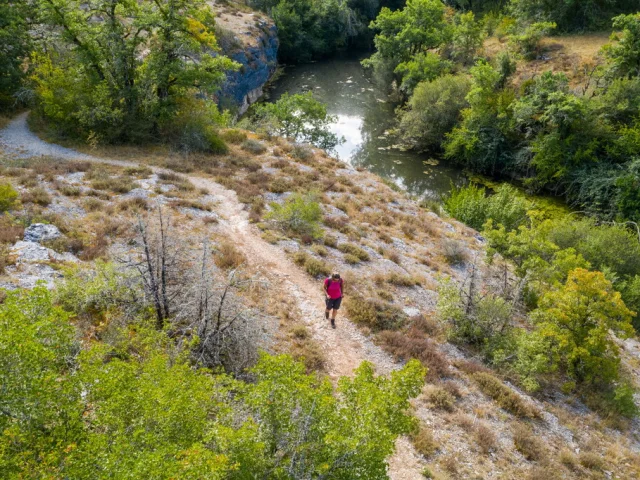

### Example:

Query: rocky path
xmin=0 ymin=113 xmax=425 ymax=479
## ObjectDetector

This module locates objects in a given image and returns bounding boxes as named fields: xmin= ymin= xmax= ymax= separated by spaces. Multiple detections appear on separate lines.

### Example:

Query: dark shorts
xmin=325 ymin=297 xmax=342 ymax=310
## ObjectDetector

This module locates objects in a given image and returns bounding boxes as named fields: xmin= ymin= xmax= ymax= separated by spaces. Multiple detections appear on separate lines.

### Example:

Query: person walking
xmin=323 ymin=273 xmax=343 ymax=329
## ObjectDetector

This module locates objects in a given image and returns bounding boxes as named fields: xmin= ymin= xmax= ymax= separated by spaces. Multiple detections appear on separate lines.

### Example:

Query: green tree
xmin=252 ymin=91 xmax=342 ymax=150
xmin=444 ymin=61 xmax=516 ymax=174
xmin=0 ymin=0 xmax=31 ymax=109
xmin=398 ymin=74 xmax=471 ymax=151
xmin=531 ymin=268 xmax=635 ymax=384
xmin=604 ymin=12 xmax=640 ymax=79
xmin=363 ymin=0 xmax=450 ymax=86
xmin=450 ymin=11 xmax=486 ymax=65
xmin=237 ymin=353 xmax=426 ymax=479
xmin=31 ymin=0 xmax=237 ymax=145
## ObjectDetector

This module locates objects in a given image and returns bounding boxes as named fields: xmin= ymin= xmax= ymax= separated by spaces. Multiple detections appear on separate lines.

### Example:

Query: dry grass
xmin=214 ymin=242 xmax=246 ymax=270
xmin=345 ymin=296 xmax=407 ymax=332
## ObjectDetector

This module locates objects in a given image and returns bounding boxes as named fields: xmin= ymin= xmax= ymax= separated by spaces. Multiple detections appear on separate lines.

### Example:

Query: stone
xmin=24 ymin=223 xmax=62 ymax=243
xmin=10 ymin=241 xmax=79 ymax=264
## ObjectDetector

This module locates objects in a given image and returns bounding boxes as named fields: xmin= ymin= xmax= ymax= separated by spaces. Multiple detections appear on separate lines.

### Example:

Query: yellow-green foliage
xmin=338 ymin=243 xmax=370 ymax=261
xmin=0 ymin=183 xmax=19 ymax=212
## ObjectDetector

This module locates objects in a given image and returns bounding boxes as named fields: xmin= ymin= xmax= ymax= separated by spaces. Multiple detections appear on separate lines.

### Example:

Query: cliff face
xmin=215 ymin=9 xmax=278 ymax=115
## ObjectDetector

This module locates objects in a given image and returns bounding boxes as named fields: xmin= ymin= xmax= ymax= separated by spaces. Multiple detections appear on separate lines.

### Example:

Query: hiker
xmin=324 ymin=273 xmax=343 ymax=329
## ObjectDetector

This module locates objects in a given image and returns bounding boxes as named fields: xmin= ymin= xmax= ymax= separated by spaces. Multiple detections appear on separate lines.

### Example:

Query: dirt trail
xmin=0 ymin=113 xmax=424 ymax=479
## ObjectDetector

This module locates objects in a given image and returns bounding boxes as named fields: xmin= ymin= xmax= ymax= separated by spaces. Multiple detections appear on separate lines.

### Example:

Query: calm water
xmin=268 ymin=54 xmax=466 ymax=199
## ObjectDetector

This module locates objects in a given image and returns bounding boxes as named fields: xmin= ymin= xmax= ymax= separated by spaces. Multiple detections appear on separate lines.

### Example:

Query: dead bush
xmin=411 ymin=314 xmax=442 ymax=337
xmin=0 ymin=217 xmax=24 ymax=244
xmin=442 ymin=239 xmax=468 ymax=265
xmin=427 ymin=387 xmax=456 ymax=412
xmin=118 ymin=197 xmax=149 ymax=212
xmin=21 ymin=187 xmax=51 ymax=206
xmin=214 ymin=242 xmax=246 ymax=270
xmin=475 ymin=423 xmax=497 ymax=454
xmin=378 ymin=329 xmax=449 ymax=380
xmin=513 ymin=424 xmax=545 ymax=461
xmin=411 ymin=427 xmax=438 ymax=457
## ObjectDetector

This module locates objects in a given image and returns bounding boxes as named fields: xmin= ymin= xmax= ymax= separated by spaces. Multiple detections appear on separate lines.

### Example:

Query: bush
xmin=345 ymin=296 xmax=407 ymax=332
xmin=399 ymin=75 xmax=471 ymax=152
xmin=265 ymin=192 xmax=323 ymax=238
xmin=303 ymin=257 xmax=331 ymax=277
xmin=427 ymin=387 xmax=456 ymax=412
xmin=475 ymin=423 xmax=496 ymax=454
xmin=441 ymin=239 xmax=467 ymax=265
xmin=21 ymin=187 xmax=51 ymax=206
xmin=0 ymin=183 xmax=19 ymax=212
xmin=472 ymin=372 xmax=538 ymax=418
xmin=337 ymin=243 xmax=370 ymax=261
xmin=220 ymin=129 xmax=247 ymax=144
xmin=241 ymin=139 xmax=267 ymax=155
xmin=378 ymin=329 xmax=450 ymax=380
xmin=411 ymin=427 xmax=438 ymax=457
xmin=386 ymin=272 xmax=421 ymax=287
xmin=512 ymin=424 xmax=545 ymax=461
xmin=444 ymin=184 xmax=531 ymax=231
xmin=510 ymin=22 xmax=556 ymax=60
xmin=579 ymin=451 xmax=604 ymax=471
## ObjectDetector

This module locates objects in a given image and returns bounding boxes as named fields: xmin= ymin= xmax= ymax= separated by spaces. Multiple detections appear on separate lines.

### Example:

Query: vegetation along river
xmin=269 ymin=54 xmax=467 ymax=200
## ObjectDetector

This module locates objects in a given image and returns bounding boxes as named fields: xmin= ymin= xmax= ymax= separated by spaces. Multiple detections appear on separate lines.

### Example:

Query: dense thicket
xmin=0 ymin=1 xmax=32 ymax=110
xmin=0 ymin=286 xmax=425 ymax=479
xmin=248 ymin=0 xmax=399 ymax=62
xmin=365 ymin=1 xmax=640 ymax=222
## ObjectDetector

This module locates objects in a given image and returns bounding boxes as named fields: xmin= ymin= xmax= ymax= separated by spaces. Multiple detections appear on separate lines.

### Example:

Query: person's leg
xmin=325 ymin=298 xmax=331 ymax=319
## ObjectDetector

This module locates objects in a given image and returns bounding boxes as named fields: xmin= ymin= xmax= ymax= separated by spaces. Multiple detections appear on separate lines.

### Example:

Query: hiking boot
xmin=331 ymin=319 xmax=336 ymax=329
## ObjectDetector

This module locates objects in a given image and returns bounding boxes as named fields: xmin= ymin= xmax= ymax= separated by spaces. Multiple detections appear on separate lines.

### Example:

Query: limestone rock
xmin=24 ymin=223 xmax=62 ymax=243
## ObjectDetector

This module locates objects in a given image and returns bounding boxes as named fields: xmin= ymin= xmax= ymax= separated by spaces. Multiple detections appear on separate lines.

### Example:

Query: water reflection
xmin=269 ymin=54 xmax=466 ymax=199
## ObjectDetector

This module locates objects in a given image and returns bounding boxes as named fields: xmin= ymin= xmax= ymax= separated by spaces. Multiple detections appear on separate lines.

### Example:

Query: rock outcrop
xmin=215 ymin=8 xmax=278 ymax=115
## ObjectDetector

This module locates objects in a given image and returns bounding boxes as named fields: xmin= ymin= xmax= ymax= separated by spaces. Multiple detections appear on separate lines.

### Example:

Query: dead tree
xmin=132 ymin=209 xmax=188 ymax=330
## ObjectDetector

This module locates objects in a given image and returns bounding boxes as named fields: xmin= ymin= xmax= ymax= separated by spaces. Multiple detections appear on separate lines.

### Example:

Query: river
xmin=268 ymin=54 xmax=466 ymax=200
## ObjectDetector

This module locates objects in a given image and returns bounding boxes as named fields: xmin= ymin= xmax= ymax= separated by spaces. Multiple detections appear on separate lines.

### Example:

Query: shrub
xmin=579 ymin=452 xmax=604 ymax=471
xmin=220 ymin=129 xmax=247 ymax=144
xmin=311 ymin=244 xmax=327 ymax=257
xmin=303 ymin=257 xmax=330 ymax=277
xmin=21 ymin=187 xmax=51 ymax=206
xmin=345 ymin=296 xmax=407 ymax=332
xmin=265 ymin=192 xmax=323 ymax=238
xmin=510 ymin=22 xmax=556 ymax=60
xmin=386 ymin=272 xmax=421 ymax=287
xmin=241 ymin=139 xmax=267 ymax=155
xmin=0 ymin=183 xmax=19 ymax=212
xmin=268 ymin=178 xmax=291 ymax=194
xmin=399 ymin=74 xmax=471 ymax=152
xmin=512 ymin=424 xmax=545 ymax=461
xmin=378 ymin=330 xmax=450 ymax=380
xmin=411 ymin=427 xmax=438 ymax=457
xmin=475 ymin=423 xmax=496 ymax=454
xmin=444 ymin=184 xmax=531 ymax=231
xmin=323 ymin=234 xmax=338 ymax=248
xmin=427 ymin=387 xmax=456 ymax=412
xmin=441 ymin=239 xmax=467 ymax=265
xmin=472 ymin=372 xmax=538 ymax=418
xmin=337 ymin=243 xmax=370 ymax=261
xmin=292 ymin=144 xmax=314 ymax=161
xmin=344 ymin=253 xmax=361 ymax=265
